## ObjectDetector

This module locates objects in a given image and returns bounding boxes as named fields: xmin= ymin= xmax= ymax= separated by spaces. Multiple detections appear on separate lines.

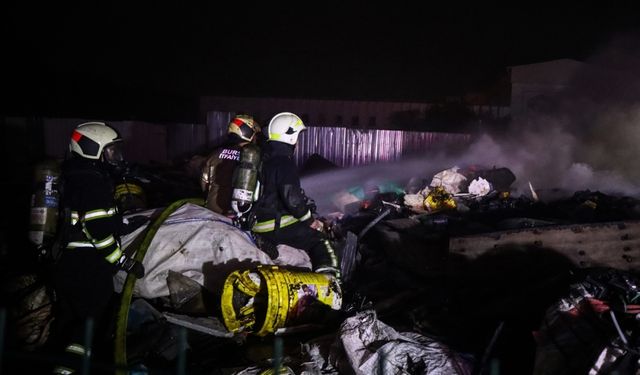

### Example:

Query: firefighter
xmin=50 ymin=122 xmax=143 ymax=374
xmin=201 ymin=114 xmax=260 ymax=217
xmin=251 ymin=112 xmax=340 ymax=276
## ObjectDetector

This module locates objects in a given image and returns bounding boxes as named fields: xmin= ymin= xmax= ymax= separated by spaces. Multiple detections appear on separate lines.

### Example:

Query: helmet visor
xmin=102 ymin=142 xmax=124 ymax=165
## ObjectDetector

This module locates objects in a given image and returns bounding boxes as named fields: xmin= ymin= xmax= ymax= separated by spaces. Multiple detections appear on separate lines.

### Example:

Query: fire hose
xmin=114 ymin=198 xmax=204 ymax=374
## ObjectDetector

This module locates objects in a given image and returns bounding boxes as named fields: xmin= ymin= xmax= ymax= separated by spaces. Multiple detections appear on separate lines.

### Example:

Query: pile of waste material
xmin=5 ymin=161 xmax=640 ymax=374
xmin=333 ymin=164 xmax=640 ymax=236
xmin=324 ymin=164 xmax=640 ymax=374
xmin=118 ymin=164 xmax=640 ymax=373
xmin=110 ymin=201 xmax=477 ymax=374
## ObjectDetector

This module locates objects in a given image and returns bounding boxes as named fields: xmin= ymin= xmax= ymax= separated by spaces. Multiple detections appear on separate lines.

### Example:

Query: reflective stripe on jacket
xmin=251 ymin=142 xmax=314 ymax=232
xmin=67 ymin=207 xmax=122 ymax=263
xmin=61 ymin=158 xmax=122 ymax=264
xmin=252 ymin=210 xmax=311 ymax=233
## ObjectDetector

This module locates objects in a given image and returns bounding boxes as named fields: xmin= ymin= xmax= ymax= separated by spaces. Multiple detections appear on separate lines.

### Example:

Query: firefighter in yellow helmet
xmin=251 ymin=112 xmax=340 ymax=276
xmin=201 ymin=114 xmax=260 ymax=216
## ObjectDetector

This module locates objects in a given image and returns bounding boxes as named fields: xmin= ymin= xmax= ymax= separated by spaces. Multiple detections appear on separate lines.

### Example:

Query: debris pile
xmin=5 ymin=159 xmax=640 ymax=374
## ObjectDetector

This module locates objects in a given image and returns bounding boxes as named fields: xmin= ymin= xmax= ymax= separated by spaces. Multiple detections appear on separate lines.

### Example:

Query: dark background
xmin=3 ymin=3 xmax=639 ymax=123
xmin=1 ymin=6 xmax=640 ymax=373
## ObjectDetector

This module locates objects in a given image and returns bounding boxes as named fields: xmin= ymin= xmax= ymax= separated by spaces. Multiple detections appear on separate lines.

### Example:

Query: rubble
xmin=5 ymin=159 xmax=640 ymax=374
xmin=532 ymin=268 xmax=640 ymax=374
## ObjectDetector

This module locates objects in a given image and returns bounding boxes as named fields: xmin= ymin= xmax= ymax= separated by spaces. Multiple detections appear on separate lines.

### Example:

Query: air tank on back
xmin=29 ymin=159 xmax=61 ymax=248
xmin=231 ymin=144 xmax=261 ymax=216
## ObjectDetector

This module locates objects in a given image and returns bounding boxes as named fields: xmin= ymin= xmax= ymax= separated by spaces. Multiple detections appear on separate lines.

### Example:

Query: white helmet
xmin=69 ymin=122 xmax=123 ymax=163
xmin=267 ymin=112 xmax=306 ymax=145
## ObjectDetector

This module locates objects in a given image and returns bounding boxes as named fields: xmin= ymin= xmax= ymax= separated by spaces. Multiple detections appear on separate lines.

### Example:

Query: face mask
xmin=102 ymin=142 xmax=124 ymax=165
xmin=102 ymin=142 xmax=128 ymax=176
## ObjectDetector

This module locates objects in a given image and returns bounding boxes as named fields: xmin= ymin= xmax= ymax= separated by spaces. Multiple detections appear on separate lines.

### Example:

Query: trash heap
xmin=6 ymin=160 xmax=640 ymax=374
xmin=323 ymin=163 xmax=640 ymax=374
xmin=403 ymin=165 xmax=516 ymax=215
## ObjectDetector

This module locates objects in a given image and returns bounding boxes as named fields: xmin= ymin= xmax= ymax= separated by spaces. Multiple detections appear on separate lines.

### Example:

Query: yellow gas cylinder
xmin=220 ymin=269 xmax=262 ymax=333
xmin=221 ymin=266 xmax=342 ymax=336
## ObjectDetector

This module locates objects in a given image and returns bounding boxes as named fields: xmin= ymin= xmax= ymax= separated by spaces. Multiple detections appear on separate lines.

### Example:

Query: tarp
xmin=114 ymin=203 xmax=311 ymax=299
xmin=339 ymin=310 xmax=472 ymax=375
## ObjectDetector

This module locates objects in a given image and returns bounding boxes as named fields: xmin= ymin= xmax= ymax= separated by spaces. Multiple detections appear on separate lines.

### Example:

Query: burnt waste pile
xmin=327 ymin=162 xmax=640 ymax=374
xmin=4 ymin=158 xmax=640 ymax=374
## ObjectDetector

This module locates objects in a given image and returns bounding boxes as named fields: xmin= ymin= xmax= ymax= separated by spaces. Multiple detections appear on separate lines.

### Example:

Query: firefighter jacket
xmin=251 ymin=141 xmax=313 ymax=233
xmin=201 ymin=138 xmax=245 ymax=215
xmin=60 ymin=157 xmax=123 ymax=265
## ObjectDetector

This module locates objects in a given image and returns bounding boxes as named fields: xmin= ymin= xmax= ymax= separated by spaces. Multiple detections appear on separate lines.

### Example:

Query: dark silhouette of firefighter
xmin=251 ymin=112 xmax=339 ymax=277
xmin=50 ymin=122 xmax=144 ymax=374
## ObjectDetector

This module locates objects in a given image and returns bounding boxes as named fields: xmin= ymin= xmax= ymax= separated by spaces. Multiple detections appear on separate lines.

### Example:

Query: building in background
xmin=509 ymin=59 xmax=587 ymax=119
xmin=199 ymin=96 xmax=431 ymax=129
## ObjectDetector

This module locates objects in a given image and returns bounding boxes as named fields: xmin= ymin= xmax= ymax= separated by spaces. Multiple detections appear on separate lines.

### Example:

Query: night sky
xmin=3 ymin=4 xmax=639 ymax=122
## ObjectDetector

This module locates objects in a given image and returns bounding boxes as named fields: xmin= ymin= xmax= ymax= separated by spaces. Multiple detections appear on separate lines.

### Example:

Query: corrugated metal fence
xmin=206 ymin=111 xmax=472 ymax=167
xmin=39 ymin=113 xmax=471 ymax=167
xmin=295 ymin=126 xmax=471 ymax=167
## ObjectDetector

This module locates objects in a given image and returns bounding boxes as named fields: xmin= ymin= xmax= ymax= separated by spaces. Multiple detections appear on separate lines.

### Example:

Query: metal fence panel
xmin=206 ymin=111 xmax=471 ymax=167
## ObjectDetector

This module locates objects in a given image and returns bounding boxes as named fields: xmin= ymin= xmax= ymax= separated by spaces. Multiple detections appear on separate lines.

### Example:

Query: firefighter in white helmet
xmin=251 ymin=112 xmax=340 ymax=276
xmin=50 ymin=122 xmax=143 ymax=374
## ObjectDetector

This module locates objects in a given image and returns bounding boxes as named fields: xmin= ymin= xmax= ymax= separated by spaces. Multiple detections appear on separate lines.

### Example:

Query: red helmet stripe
xmin=232 ymin=118 xmax=245 ymax=127
xmin=72 ymin=130 xmax=83 ymax=142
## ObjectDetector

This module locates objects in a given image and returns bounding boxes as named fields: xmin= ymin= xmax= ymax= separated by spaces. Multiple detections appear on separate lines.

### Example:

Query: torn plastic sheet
xmin=339 ymin=310 xmax=472 ymax=375
xmin=403 ymin=193 xmax=427 ymax=213
xmin=430 ymin=166 xmax=467 ymax=195
xmin=467 ymin=167 xmax=515 ymax=193
xmin=468 ymin=177 xmax=492 ymax=196
xmin=113 ymin=203 xmax=311 ymax=299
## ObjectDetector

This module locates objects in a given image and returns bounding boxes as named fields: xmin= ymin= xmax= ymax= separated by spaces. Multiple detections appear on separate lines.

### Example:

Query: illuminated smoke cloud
xmin=302 ymin=32 xmax=640 ymax=215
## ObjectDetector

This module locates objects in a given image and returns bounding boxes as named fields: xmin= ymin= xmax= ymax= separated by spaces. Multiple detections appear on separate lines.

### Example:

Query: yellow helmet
xmin=228 ymin=115 xmax=259 ymax=142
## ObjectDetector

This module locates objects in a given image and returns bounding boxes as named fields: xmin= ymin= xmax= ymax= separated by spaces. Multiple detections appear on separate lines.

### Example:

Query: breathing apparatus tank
xmin=29 ymin=159 xmax=62 ymax=248
xmin=231 ymin=144 xmax=261 ymax=217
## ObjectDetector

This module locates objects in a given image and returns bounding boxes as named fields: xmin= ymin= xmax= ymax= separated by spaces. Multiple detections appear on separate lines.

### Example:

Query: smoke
xmin=302 ymin=32 xmax=640 ymax=215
